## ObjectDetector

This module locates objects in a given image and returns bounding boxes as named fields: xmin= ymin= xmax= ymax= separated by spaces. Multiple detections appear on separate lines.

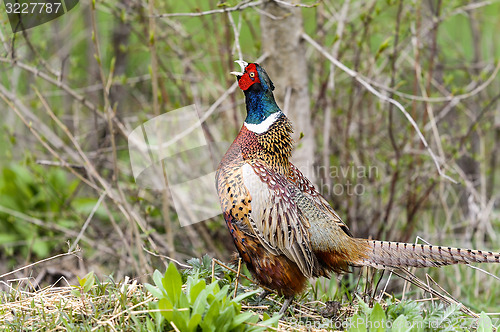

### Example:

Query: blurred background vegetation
xmin=0 ymin=0 xmax=499 ymax=313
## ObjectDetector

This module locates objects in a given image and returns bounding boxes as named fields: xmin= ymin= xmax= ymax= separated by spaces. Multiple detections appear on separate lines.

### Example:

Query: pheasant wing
xmin=241 ymin=161 xmax=316 ymax=277
xmin=288 ymin=163 xmax=353 ymax=237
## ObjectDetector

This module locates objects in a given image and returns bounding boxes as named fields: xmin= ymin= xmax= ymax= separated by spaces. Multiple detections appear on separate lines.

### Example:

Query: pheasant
xmin=215 ymin=60 xmax=500 ymax=314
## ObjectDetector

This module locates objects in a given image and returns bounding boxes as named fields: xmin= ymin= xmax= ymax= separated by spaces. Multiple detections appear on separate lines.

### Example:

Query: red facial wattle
xmin=238 ymin=63 xmax=261 ymax=91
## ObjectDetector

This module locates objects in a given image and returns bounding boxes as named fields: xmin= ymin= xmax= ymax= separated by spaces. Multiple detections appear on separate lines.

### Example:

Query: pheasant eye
xmin=249 ymin=72 xmax=255 ymax=78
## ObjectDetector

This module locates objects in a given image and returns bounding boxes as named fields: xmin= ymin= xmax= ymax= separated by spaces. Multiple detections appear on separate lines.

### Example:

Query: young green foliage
xmin=145 ymin=262 xmax=280 ymax=332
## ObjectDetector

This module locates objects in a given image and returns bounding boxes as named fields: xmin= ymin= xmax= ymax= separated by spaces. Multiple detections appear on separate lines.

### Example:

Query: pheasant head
xmin=231 ymin=61 xmax=283 ymax=134
xmin=230 ymin=60 xmax=293 ymax=174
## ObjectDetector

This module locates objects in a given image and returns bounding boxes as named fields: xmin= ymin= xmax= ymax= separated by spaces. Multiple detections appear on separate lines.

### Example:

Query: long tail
xmin=355 ymin=240 xmax=500 ymax=269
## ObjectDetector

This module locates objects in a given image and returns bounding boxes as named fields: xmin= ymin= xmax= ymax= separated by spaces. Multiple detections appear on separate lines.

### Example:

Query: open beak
xmin=230 ymin=60 xmax=248 ymax=76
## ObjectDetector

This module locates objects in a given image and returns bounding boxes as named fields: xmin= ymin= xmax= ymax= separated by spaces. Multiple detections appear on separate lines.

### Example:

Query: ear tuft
xmin=269 ymin=79 xmax=275 ymax=91
xmin=256 ymin=65 xmax=275 ymax=91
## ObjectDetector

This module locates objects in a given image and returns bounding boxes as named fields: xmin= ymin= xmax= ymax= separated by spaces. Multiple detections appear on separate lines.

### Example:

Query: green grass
xmin=1 ymin=273 xmax=154 ymax=330
xmin=1 ymin=255 xmax=498 ymax=331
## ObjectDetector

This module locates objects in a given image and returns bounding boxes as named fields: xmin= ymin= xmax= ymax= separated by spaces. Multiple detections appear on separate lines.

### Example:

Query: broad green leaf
xmin=188 ymin=313 xmax=202 ymax=331
xmin=77 ymin=275 xmax=86 ymax=288
xmin=206 ymin=293 xmax=216 ymax=305
xmin=410 ymin=317 xmax=425 ymax=332
xmin=178 ymin=292 xmax=189 ymax=308
xmin=186 ymin=275 xmax=195 ymax=289
xmin=349 ymin=314 xmax=367 ymax=332
xmin=392 ymin=315 xmax=412 ymax=332
xmin=192 ymin=289 xmax=208 ymax=317
xmin=260 ymin=314 xmax=281 ymax=329
xmin=245 ymin=314 xmax=260 ymax=328
xmin=188 ymin=278 xmax=206 ymax=304
xmin=200 ymin=323 xmax=215 ymax=332
xmin=152 ymin=270 xmax=165 ymax=294
xmin=144 ymin=283 xmax=163 ymax=299
xmin=214 ymin=305 xmax=236 ymax=331
xmin=355 ymin=294 xmax=370 ymax=315
xmin=369 ymin=303 xmax=387 ymax=332
xmin=248 ymin=313 xmax=281 ymax=332
xmin=213 ymin=284 xmax=229 ymax=303
xmin=162 ymin=263 xmax=182 ymax=305
xmin=201 ymin=299 xmax=220 ymax=331
xmin=82 ymin=272 xmax=95 ymax=293
xmin=230 ymin=311 xmax=254 ymax=329
xmin=158 ymin=297 xmax=173 ymax=321
xmin=233 ymin=289 xmax=260 ymax=303
xmin=170 ymin=310 xmax=189 ymax=332
xmin=204 ymin=281 xmax=219 ymax=295
xmin=477 ymin=312 xmax=493 ymax=332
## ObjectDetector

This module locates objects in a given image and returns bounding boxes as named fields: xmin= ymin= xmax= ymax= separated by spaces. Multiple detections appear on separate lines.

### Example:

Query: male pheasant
xmin=215 ymin=61 xmax=500 ymax=314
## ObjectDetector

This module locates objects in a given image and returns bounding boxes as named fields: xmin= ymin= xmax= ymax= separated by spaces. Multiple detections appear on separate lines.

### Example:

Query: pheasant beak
xmin=230 ymin=60 xmax=248 ymax=76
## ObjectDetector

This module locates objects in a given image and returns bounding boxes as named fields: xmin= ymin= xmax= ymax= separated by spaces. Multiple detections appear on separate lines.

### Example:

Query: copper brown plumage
xmin=216 ymin=61 xmax=500 ymax=315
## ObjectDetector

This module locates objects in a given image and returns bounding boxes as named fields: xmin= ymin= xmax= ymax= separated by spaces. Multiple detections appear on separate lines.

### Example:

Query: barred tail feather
xmin=355 ymin=240 xmax=500 ymax=269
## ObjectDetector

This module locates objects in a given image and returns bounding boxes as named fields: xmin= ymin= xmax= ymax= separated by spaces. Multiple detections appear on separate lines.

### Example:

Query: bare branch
xmin=69 ymin=192 xmax=107 ymax=252
xmin=0 ymin=250 xmax=81 ymax=280
xmin=227 ymin=11 xmax=243 ymax=61
xmin=302 ymin=32 xmax=457 ymax=183
xmin=272 ymin=0 xmax=320 ymax=8
xmin=154 ymin=1 xmax=263 ymax=18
